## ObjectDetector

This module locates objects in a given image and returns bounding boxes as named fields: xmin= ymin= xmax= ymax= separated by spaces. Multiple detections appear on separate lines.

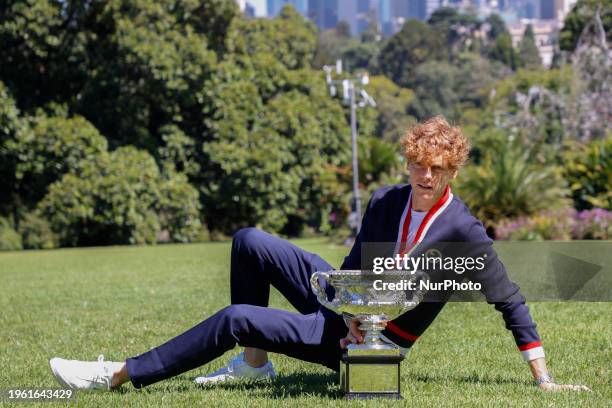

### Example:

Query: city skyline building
xmin=337 ymin=0 xmax=359 ymax=35
xmin=307 ymin=0 xmax=339 ymax=30
xmin=426 ymin=0 xmax=442 ymax=19
xmin=242 ymin=0 xmax=579 ymax=52
xmin=508 ymin=19 xmax=560 ymax=66
xmin=239 ymin=0 xmax=569 ymax=75
xmin=336 ymin=0 xmax=377 ymax=36
xmin=245 ymin=1 xmax=256 ymax=17
xmin=236 ymin=0 xmax=257 ymax=17
xmin=377 ymin=0 xmax=420 ymax=36
xmin=267 ymin=0 xmax=308 ymax=16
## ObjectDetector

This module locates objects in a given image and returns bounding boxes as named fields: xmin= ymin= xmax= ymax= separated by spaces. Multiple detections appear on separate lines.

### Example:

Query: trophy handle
xmin=310 ymin=271 xmax=338 ymax=312
xmin=404 ymin=270 xmax=429 ymax=309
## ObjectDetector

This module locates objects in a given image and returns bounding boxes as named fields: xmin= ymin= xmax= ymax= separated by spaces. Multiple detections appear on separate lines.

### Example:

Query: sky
xmin=248 ymin=0 xmax=267 ymax=17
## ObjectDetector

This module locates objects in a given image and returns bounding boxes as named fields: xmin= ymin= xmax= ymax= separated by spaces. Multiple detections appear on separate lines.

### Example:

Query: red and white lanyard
xmin=396 ymin=185 xmax=453 ymax=257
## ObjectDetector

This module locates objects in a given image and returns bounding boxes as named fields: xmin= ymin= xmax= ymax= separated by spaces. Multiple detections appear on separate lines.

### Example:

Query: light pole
xmin=323 ymin=60 xmax=376 ymax=237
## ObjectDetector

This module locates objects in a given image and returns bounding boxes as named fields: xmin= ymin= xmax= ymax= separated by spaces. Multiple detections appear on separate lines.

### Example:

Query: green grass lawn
xmin=0 ymin=239 xmax=610 ymax=407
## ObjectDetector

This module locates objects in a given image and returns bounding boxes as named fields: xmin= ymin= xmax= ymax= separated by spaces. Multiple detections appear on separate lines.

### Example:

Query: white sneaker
xmin=49 ymin=355 xmax=124 ymax=390
xmin=194 ymin=352 xmax=276 ymax=385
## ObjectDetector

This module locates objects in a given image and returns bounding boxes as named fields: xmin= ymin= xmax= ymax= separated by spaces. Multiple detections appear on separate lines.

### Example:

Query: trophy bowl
xmin=310 ymin=270 xmax=428 ymax=349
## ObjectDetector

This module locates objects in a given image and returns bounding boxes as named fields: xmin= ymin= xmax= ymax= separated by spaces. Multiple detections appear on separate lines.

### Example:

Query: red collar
xmin=398 ymin=185 xmax=451 ymax=256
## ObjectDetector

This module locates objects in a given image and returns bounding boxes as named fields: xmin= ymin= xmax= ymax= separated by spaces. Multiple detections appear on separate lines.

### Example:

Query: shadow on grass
xmin=115 ymin=372 xmax=341 ymax=399
xmin=410 ymin=372 xmax=531 ymax=386
xmin=199 ymin=372 xmax=341 ymax=399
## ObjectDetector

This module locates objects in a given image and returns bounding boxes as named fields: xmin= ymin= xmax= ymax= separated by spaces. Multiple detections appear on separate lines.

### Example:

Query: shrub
xmin=573 ymin=208 xmax=611 ymax=239
xmin=455 ymin=138 xmax=570 ymax=226
xmin=157 ymin=171 xmax=201 ymax=243
xmin=0 ymin=217 xmax=22 ymax=251
xmin=495 ymin=208 xmax=576 ymax=241
xmin=39 ymin=147 xmax=200 ymax=246
xmin=18 ymin=213 xmax=58 ymax=249
xmin=563 ymin=138 xmax=612 ymax=211
xmin=495 ymin=207 xmax=611 ymax=240
xmin=8 ymin=115 xmax=108 ymax=206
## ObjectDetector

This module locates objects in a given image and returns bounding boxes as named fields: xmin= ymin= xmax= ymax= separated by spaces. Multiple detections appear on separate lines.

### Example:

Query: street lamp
xmin=323 ymin=60 xmax=376 ymax=237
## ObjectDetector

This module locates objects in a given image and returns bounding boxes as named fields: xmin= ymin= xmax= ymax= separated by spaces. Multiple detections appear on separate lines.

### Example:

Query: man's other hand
xmin=339 ymin=318 xmax=387 ymax=349
xmin=538 ymin=382 xmax=591 ymax=392
xmin=339 ymin=319 xmax=363 ymax=349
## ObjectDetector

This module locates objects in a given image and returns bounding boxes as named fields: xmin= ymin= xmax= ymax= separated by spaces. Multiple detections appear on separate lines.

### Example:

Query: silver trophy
xmin=310 ymin=269 xmax=428 ymax=399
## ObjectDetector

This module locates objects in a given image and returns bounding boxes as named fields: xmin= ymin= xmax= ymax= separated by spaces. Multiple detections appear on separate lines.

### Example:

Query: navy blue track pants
xmin=125 ymin=228 xmax=347 ymax=388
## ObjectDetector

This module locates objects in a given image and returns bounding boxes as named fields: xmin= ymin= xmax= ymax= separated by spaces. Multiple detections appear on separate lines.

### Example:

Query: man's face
xmin=408 ymin=156 xmax=458 ymax=208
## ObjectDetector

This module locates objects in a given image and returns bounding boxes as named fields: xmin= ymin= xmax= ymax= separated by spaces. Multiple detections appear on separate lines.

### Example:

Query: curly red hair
xmin=400 ymin=116 xmax=470 ymax=170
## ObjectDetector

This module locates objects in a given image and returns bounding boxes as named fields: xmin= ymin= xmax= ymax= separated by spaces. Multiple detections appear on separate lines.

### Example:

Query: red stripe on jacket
xmin=386 ymin=321 xmax=419 ymax=342
xmin=518 ymin=341 xmax=542 ymax=351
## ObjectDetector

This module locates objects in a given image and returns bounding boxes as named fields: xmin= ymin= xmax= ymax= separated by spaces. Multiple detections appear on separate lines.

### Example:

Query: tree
xmin=484 ymin=13 xmax=509 ymax=41
xmin=560 ymin=0 xmax=612 ymax=52
xmin=0 ymin=1 xmax=385 ymax=240
xmin=379 ymin=20 xmax=446 ymax=88
xmin=428 ymin=7 xmax=481 ymax=60
xmin=484 ymin=68 xmax=574 ymax=146
xmin=76 ymin=0 xmax=221 ymax=152
xmin=0 ymin=0 xmax=90 ymax=111
xmin=0 ymin=82 xmax=21 ymax=216
xmin=407 ymin=61 xmax=461 ymax=121
xmin=0 ymin=0 xmax=235 ymax=153
xmin=158 ymin=124 xmax=200 ymax=176
xmin=0 ymin=82 xmax=20 ymax=145
xmin=190 ymin=11 xmax=352 ymax=235
xmin=200 ymin=70 xmax=350 ymax=234
xmin=519 ymin=25 xmax=542 ymax=69
xmin=228 ymin=5 xmax=317 ymax=70
xmin=489 ymin=33 xmax=521 ymax=70
xmin=454 ymin=53 xmax=510 ymax=110
xmin=365 ymin=76 xmax=415 ymax=143
xmin=341 ymin=42 xmax=380 ymax=73
xmin=312 ymin=27 xmax=357 ymax=69
xmin=565 ymin=5 xmax=612 ymax=140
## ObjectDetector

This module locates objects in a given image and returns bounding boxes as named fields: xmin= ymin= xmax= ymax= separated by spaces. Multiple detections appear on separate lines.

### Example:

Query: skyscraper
xmin=244 ymin=2 xmax=256 ymax=17
xmin=425 ymin=0 xmax=441 ymax=20
xmin=540 ymin=0 xmax=565 ymax=20
xmin=267 ymin=0 xmax=308 ymax=17
xmin=337 ymin=0 xmax=359 ymax=35
xmin=336 ymin=0 xmax=378 ymax=36
xmin=308 ymin=0 xmax=338 ymax=30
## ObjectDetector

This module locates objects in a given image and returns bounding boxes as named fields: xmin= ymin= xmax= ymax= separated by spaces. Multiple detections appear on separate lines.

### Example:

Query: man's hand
xmin=339 ymin=318 xmax=387 ymax=349
xmin=538 ymin=382 xmax=591 ymax=392
xmin=529 ymin=358 xmax=591 ymax=392
xmin=339 ymin=318 xmax=363 ymax=348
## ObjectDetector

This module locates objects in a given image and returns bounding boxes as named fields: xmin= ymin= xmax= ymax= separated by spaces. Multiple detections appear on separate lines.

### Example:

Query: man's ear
xmin=450 ymin=169 xmax=458 ymax=179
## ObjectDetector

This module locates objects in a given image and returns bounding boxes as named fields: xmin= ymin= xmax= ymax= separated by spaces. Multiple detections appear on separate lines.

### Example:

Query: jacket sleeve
xmin=465 ymin=220 xmax=545 ymax=362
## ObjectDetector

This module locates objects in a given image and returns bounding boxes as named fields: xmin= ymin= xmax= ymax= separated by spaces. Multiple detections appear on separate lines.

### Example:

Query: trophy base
xmin=344 ymin=392 xmax=402 ymax=400
xmin=339 ymin=351 xmax=404 ymax=399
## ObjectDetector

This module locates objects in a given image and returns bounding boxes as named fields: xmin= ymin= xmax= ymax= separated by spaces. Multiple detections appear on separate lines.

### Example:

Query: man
xmin=49 ymin=116 xmax=589 ymax=392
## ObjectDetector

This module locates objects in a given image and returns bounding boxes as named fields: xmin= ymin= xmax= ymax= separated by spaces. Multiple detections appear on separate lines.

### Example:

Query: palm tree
xmin=455 ymin=138 xmax=570 ymax=226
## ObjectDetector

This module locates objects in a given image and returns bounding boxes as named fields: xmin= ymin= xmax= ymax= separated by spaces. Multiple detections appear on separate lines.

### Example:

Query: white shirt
xmin=406 ymin=209 xmax=426 ymax=245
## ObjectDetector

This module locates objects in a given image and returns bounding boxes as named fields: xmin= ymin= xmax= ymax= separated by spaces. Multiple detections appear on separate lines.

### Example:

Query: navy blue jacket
xmin=341 ymin=184 xmax=544 ymax=361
